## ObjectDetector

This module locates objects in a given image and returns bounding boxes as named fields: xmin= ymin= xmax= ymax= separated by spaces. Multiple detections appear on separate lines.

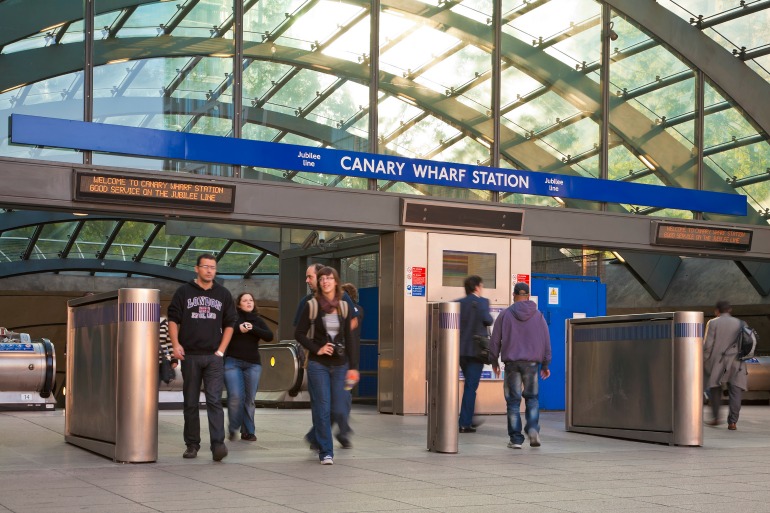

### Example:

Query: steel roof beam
xmin=0 ymin=257 xmax=193 ymax=282
xmin=689 ymin=0 xmax=770 ymax=29
xmin=95 ymin=219 xmax=125 ymax=260
xmin=20 ymin=224 xmax=44 ymax=261
xmin=168 ymin=236 xmax=195 ymax=268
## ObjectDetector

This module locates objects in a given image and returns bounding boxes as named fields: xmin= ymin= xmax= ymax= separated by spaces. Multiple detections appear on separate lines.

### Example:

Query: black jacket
xmin=226 ymin=310 xmax=274 ymax=365
xmin=295 ymin=301 xmax=358 ymax=370
xmin=167 ymin=280 xmax=237 ymax=354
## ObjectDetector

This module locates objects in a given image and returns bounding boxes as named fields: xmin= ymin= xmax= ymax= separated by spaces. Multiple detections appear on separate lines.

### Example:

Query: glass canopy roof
xmin=0 ymin=0 xmax=769 ymax=274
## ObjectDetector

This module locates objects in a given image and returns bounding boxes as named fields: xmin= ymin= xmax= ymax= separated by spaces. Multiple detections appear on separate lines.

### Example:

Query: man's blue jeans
xmin=306 ymin=360 xmax=348 ymax=460
xmin=503 ymin=360 xmax=540 ymax=445
xmin=459 ymin=356 xmax=484 ymax=428
xmin=224 ymin=357 xmax=262 ymax=436
xmin=180 ymin=354 xmax=225 ymax=450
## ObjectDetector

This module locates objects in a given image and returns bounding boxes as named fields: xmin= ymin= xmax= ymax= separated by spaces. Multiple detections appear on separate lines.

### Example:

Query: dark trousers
xmin=459 ymin=356 xmax=484 ymax=428
xmin=181 ymin=354 xmax=225 ymax=450
xmin=708 ymin=383 xmax=742 ymax=424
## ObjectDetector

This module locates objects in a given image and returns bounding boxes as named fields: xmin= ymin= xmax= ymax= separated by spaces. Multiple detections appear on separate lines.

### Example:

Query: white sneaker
xmin=320 ymin=456 xmax=334 ymax=465
xmin=528 ymin=429 xmax=541 ymax=447
xmin=507 ymin=442 xmax=522 ymax=449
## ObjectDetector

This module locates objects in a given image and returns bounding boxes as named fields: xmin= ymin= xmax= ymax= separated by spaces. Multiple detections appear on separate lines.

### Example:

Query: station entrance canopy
xmin=10 ymin=114 xmax=747 ymax=216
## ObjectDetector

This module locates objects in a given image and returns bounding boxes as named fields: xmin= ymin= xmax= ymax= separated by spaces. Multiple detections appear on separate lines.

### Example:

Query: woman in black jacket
xmin=224 ymin=292 xmax=273 ymax=442
xmin=294 ymin=267 xmax=358 ymax=465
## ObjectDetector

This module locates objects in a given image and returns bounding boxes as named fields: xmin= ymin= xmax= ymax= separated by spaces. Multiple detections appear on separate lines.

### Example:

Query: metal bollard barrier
xmin=427 ymin=302 xmax=459 ymax=453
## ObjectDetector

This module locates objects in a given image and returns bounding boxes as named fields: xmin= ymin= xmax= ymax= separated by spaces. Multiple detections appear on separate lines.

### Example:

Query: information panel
xmin=651 ymin=221 xmax=752 ymax=251
xmin=74 ymin=171 xmax=235 ymax=212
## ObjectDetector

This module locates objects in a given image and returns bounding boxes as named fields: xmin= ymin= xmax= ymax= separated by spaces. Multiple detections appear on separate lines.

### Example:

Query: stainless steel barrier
xmin=0 ymin=327 xmax=56 ymax=410
xmin=427 ymin=302 xmax=459 ymax=453
xmin=66 ymin=289 xmax=160 ymax=462
xmin=566 ymin=311 xmax=703 ymax=446
xmin=745 ymin=357 xmax=770 ymax=402
xmin=254 ymin=340 xmax=309 ymax=406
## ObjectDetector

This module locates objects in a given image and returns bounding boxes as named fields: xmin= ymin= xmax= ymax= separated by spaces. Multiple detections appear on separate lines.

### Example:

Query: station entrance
xmin=2 ymin=157 xmax=770 ymax=413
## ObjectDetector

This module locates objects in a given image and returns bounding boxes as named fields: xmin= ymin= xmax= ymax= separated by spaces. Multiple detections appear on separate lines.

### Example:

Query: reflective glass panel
xmin=608 ymin=10 xmax=695 ymax=219
xmin=0 ymin=0 xmax=83 ymax=161
xmin=377 ymin=1 xmax=493 ymax=201
xmin=92 ymin=1 xmax=235 ymax=176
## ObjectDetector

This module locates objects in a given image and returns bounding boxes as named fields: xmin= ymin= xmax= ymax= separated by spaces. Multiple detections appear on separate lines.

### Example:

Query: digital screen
xmin=442 ymin=251 xmax=496 ymax=288
xmin=652 ymin=222 xmax=752 ymax=251
xmin=74 ymin=172 xmax=235 ymax=212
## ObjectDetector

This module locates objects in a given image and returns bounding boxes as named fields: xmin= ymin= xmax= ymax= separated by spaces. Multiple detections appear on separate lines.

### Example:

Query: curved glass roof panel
xmin=275 ymin=1 xmax=365 ymax=52
xmin=0 ymin=226 xmax=36 ymax=262
xmin=115 ymin=2 xmax=180 ymax=38
xmin=380 ymin=28 xmax=461 ymax=80
xmin=102 ymin=221 xmax=158 ymax=261
xmin=1 ymin=0 xmax=769 ymax=226
xmin=243 ymin=0 xmax=306 ymax=43
xmin=323 ymin=17 xmax=370 ymax=63
xmin=32 ymin=222 xmax=81 ymax=261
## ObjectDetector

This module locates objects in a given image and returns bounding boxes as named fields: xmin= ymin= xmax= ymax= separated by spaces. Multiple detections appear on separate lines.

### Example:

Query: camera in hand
xmin=333 ymin=342 xmax=345 ymax=357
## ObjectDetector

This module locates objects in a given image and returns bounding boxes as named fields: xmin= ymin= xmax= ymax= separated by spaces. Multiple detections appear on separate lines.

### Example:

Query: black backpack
xmin=735 ymin=321 xmax=758 ymax=361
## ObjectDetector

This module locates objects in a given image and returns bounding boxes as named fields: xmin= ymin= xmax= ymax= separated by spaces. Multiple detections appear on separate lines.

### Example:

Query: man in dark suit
xmin=457 ymin=275 xmax=494 ymax=433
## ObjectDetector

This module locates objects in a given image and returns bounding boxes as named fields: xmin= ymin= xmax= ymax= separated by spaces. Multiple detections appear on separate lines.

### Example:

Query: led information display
xmin=651 ymin=221 xmax=752 ymax=251
xmin=74 ymin=172 xmax=235 ymax=212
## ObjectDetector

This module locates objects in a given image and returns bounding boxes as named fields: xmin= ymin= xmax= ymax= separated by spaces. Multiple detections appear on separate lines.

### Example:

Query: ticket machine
xmin=379 ymin=230 xmax=531 ymax=415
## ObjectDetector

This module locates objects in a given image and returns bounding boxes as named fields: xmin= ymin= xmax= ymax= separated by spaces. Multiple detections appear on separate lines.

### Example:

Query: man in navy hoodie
xmin=490 ymin=282 xmax=551 ymax=450
xmin=169 ymin=254 xmax=237 ymax=461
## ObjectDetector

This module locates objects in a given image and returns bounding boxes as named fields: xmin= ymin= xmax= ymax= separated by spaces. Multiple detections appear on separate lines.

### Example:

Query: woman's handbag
xmin=159 ymin=356 xmax=175 ymax=384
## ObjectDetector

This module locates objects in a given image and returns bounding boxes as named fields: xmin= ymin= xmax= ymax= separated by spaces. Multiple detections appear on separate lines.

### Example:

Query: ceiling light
xmin=638 ymin=154 xmax=657 ymax=171
xmin=39 ymin=22 xmax=65 ymax=33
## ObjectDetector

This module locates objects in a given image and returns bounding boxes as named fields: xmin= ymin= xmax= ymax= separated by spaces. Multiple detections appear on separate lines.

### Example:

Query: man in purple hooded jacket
xmin=490 ymin=282 xmax=551 ymax=449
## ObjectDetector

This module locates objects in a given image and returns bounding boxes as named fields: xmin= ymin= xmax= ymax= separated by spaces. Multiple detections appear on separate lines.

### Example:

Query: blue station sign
xmin=9 ymin=114 xmax=747 ymax=216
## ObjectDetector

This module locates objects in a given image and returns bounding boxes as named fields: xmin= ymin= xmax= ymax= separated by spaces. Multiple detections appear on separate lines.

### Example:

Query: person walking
xmin=169 ymin=254 xmax=237 ymax=461
xmin=225 ymin=292 xmax=274 ymax=442
xmin=457 ymin=275 xmax=493 ymax=433
xmin=490 ymin=282 xmax=551 ymax=449
xmin=295 ymin=267 xmax=359 ymax=465
xmin=294 ymin=263 xmax=359 ymax=451
xmin=158 ymin=315 xmax=178 ymax=382
xmin=704 ymin=300 xmax=747 ymax=430
xmin=338 ymin=282 xmax=364 ymax=448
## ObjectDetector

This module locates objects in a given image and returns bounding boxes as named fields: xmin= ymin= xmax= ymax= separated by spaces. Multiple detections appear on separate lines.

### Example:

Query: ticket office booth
xmin=379 ymin=230 xmax=531 ymax=415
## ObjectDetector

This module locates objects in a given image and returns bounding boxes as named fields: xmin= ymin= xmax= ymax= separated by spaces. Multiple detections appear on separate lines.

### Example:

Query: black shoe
xmin=212 ymin=443 xmax=228 ymax=462
xmin=304 ymin=434 xmax=320 ymax=453
xmin=336 ymin=435 xmax=352 ymax=449
xmin=182 ymin=445 xmax=198 ymax=459
xmin=241 ymin=433 xmax=257 ymax=442
xmin=459 ymin=426 xmax=477 ymax=433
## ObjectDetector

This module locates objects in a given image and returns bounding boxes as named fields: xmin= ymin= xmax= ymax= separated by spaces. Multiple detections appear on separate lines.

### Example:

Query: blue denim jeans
xmin=503 ymin=361 xmax=540 ymax=445
xmin=224 ymin=357 xmax=262 ymax=436
xmin=306 ymin=360 xmax=348 ymax=460
xmin=180 ymin=353 xmax=225 ymax=450
xmin=459 ymin=356 xmax=484 ymax=428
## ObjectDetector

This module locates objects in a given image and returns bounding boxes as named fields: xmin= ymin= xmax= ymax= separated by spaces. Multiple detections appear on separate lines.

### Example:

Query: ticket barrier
xmin=738 ymin=356 xmax=770 ymax=403
xmin=566 ymin=311 xmax=703 ymax=446
xmin=66 ymin=289 xmax=160 ymax=462
xmin=254 ymin=341 xmax=309 ymax=406
xmin=0 ymin=327 xmax=56 ymax=410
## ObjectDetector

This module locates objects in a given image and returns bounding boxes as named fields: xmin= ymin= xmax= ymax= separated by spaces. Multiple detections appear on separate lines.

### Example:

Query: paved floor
xmin=1 ymin=404 xmax=769 ymax=513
